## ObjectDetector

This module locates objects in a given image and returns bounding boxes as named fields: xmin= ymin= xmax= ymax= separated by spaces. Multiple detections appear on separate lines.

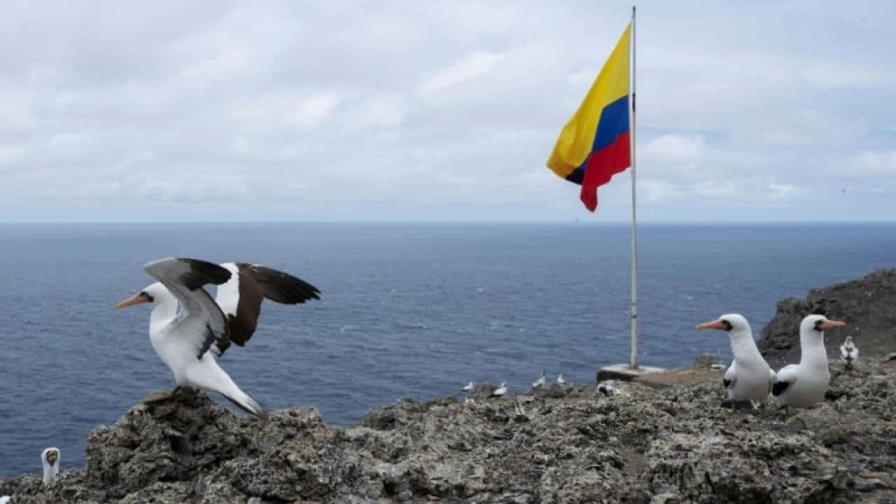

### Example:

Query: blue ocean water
xmin=0 ymin=222 xmax=894 ymax=477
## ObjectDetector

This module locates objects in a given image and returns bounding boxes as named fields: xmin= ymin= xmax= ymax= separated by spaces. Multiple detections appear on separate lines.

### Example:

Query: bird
xmin=532 ymin=370 xmax=546 ymax=389
xmin=597 ymin=381 xmax=619 ymax=396
xmin=840 ymin=335 xmax=859 ymax=369
xmin=115 ymin=257 xmax=320 ymax=417
xmin=0 ymin=496 xmax=9 ymax=503
xmin=773 ymin=314 xmax=846 ymax=410
xmin=556 ymin=373 xmax=567 ymax=386
xmin=41 ymin=447 xmax=60 ymax=485
xmin=697 ymin=314 xmax=775 ymax=408
xmin=462 ymin=381 xmax=474 ymax=392
xmin=491 ymin=383 xmax=508 ymax=397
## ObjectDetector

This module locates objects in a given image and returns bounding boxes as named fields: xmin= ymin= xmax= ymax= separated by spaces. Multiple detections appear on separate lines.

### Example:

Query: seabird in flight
xmin=697 ymin=313 xmax=775 ymax=408
xmin=773 ymin=314 xmax=846 ymax=411
xmin=116 ymin=257 xmax=320 ymax=417
xmin=42 ymin=447 xmax=60 ymax=485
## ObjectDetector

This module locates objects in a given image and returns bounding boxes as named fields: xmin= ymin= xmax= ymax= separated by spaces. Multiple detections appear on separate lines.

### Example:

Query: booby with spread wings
xmin=115 ymin=257 xmax=320 ymax=417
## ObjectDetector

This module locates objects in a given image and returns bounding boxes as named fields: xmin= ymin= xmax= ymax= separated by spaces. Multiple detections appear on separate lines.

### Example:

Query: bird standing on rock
xmin=42 ymin=447 xmax=60 ymax=485
xmin=491 ymin=383 xmax=508 ymax=397
xmin=773 ymin=314 xmax=846 ymax=411
xmin=840 ymin=336 xmax=859 ymax=369
xmin=115 ymin=257 xmax=320 ymax=417
xmin=462 ymin=381 xmax=474 ymax=392
xmin=556 ymin=374 xmax=567 ymax=386
xmin=697 ymin=313 xmax=775 ymax=408
xmin=532 ymin=370 xmax=546 ymax=389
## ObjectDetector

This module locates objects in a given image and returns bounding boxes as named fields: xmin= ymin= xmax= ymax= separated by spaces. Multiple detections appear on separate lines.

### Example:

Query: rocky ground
xmin=758 ymin=269 xmax=896 ymax=368
xmin=2 ymin=358 xmax=895 ymax=503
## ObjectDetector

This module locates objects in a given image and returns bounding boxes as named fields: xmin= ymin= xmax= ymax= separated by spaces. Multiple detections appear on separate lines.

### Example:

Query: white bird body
xmin=492 ymin=383 xmax=507 ymax=397
xmin=41 ymin=447 xmax=60 ymax=485
xmin=556 ymin=374 xmax=566 ymax=386
xmin=462 ymin=381 xmax=474 ymax=392
xmin=698 ymin=314 xmax=774 ymax=403
xmin=773 ymin=315 xmax=846 ymax=408
xmin=840 ymin=336 xmax=858 ymax=366
xmin=532 ymin=370 xmax=546 ymax=389
xmin=0 ymin=495 xmax=10 ymax=503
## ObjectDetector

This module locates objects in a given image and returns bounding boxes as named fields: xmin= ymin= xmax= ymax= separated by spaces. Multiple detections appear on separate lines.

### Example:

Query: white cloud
xmin=418 ymin=50 xmax=505 ymax=96
xmin=642 ymin=134 xmax=706 ymax=170
xmin=853 ymin=150 xmax=896 ymax=174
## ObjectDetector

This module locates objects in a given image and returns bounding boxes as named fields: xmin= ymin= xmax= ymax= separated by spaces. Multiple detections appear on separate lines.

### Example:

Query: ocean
xmin=0 ymin=222 xmax=894 ymax=477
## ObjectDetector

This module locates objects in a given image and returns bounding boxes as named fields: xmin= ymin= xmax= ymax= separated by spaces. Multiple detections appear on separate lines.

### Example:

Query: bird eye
xmin=814 ymin=319 xmax=824 ymax=331
xmin=721 ymin=320 xmax=733 ymax=331
xmin=140 ymin=291 xmax=154 ymax=303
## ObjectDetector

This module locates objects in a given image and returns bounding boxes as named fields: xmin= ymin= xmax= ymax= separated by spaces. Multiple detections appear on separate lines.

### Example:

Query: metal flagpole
xmin=629 ymin=5 xmax=640 ymax=369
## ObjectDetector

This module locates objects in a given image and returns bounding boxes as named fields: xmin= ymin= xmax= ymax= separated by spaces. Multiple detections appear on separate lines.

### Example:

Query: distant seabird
xmin=697 ymin=314 xmax=775 ymax=406
xmin=42 ymin=447 xmax=60 ymax=485
xmin=491 ymin=383 xmax=508 ymax=397
xmin=597 ymin=381 xmax=619 ymax=396
xmin=462 ymin=381 xmax=474 ymax=392
xmin=556 ymin=374 xmax=567 ymax=386
xmin=840 ymin=335 xmax=859 ymax=369
xmin=773 ymin=315 xmax=846 ymax=409
xmin=532 ymin=370 xmax=546 ymax=389
xmin=116 ymin=258 xmax=320 ymax=417
xmin=0 ymin=496 xmax=10 ymax=503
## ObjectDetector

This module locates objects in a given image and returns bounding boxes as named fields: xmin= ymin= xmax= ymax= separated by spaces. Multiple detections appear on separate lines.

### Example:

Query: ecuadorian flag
xmin=547 ymin=23 xmax=631 ymax=212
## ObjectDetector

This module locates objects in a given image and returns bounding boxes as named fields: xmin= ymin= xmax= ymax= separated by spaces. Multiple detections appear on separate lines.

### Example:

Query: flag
xmin=547 ymin=23 xmax=631 ymax=212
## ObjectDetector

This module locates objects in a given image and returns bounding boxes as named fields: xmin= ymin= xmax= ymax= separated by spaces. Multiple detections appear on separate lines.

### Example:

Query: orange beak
xmin=115 ymin=293 xmax=150 ymax=310
xmin=820 ymin=319 xmax=847 ymax=330
xmin=696 ymin=319 xmax=727 ymax=331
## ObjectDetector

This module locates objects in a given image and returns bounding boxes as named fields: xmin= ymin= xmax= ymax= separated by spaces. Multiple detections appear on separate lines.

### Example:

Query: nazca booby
xmin=491 ymin=383 xmax=508 ymax=397
xmin=115 ymin=258 xmax=320 ymax=417
xmin=532 ymin=370 xmax=546 ymax=388
xmin=773 ymin=314 xmax=846 ymax=409
xmin=840 ymin=335 xmax=858 ymax=369
xmin=462 ymin=381 xmax=474 ymax=392
xmin=42 ymin=447 xmax=60 ymax=485
xmin=556 ymin=373 xmax=567 ymax=386
xmin=697 ymin=314 xmax=775 ymax=405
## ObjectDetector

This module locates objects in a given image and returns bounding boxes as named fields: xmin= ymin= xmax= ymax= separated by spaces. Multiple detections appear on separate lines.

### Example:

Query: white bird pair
xmin=698 ymin=313 xmax=846 ymax=410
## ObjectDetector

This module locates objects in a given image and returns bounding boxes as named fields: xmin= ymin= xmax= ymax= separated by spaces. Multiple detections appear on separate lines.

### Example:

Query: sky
xmin=1 ymin=0 xmax=894 ymax=222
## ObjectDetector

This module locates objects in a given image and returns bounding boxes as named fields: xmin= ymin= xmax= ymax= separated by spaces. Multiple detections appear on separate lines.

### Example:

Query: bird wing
xmin=723 ymin=362 xmax=737 ymax=390
xmin=215 ymin=262 xmax=321 ymax=348
xmin=772 ymin=365 xmax=798 ymax=396
xmin=144 ymin=258 xmax=232 ymax=360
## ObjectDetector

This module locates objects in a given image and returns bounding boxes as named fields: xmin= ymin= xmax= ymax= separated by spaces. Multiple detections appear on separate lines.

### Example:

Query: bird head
xmin=115 ymin=282 xmax=166 ymax=309
xmin=802 ymin=314 xmax=846 ymax=336
xmin=696 ymin=313 xmax=750 ymax=334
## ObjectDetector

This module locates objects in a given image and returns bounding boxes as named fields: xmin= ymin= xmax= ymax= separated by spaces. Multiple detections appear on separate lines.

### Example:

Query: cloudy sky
xmin=1 ymin=0 xmax=894 ymax=222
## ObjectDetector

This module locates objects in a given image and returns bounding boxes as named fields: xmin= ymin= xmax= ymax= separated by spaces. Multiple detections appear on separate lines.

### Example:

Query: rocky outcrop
xmin=2 ymin=360 xmax=896 ymax=503
xmin=757 ymin=269 xmax=896 ymax=367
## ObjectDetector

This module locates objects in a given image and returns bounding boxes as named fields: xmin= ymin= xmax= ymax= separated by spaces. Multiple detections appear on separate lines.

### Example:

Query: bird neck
xmin=149 ymin=293 xmax=179 ymax=333
xmin=799 ymin=330 xmax=828 ymax=367
xmin=729 ymin=329 xmax=764 ymax=365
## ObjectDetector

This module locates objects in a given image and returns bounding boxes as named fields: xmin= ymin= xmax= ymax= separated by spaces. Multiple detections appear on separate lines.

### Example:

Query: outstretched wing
xmin=215 ymin=262 xmax=321 ymax=348
xmin=144 ymin=257 xmax=232 ymax=359
xmin=772 ymin=365 xmax=798 ymax=397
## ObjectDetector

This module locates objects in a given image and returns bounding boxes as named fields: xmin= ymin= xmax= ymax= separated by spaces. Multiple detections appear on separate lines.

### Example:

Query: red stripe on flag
xmin=579 ymin=131 xmax=631 ymax=212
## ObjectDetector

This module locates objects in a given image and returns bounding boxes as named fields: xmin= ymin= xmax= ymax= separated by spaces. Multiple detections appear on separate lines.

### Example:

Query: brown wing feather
xmin=228 ymin=271 xmax=265 ymax=347
xmin=237 ymin=263 xmax=321 ymax=304
xmin=222 ymin=262 xmax=320 ymax=348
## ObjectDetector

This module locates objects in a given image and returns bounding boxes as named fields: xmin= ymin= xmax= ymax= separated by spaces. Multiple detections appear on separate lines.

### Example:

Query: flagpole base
xmin=596 ymin=363 xmax=666 ymax=383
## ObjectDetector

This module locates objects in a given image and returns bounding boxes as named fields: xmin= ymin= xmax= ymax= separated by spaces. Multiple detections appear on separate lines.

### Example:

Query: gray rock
xmin=2 ymin=363 xmax=895 ymax=502
xmin=757 ymin=269 xmax=896 ymax=368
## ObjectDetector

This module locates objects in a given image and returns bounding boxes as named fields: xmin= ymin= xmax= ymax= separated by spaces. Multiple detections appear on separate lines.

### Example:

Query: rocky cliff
xmin=2 ymin=360 xmax=895 ymax=503
xmin=757 ymin=269 xmax=896 ymax=368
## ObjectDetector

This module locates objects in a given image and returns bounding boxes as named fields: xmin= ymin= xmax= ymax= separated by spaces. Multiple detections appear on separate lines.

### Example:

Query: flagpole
xmin=629 ymin=5 xmax=640 ymax=369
